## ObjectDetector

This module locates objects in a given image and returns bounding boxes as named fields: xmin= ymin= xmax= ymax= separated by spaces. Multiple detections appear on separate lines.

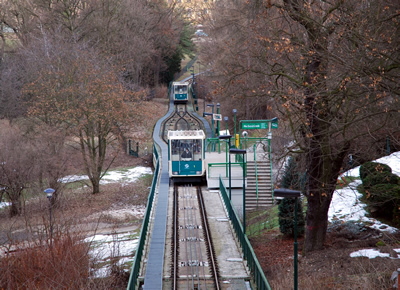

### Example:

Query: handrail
xmin=127 ymin=143 xmax=160 ymax=290
xmin=253 ymin=144 xmax=259 ymax=202
xmin=206 ymin=138 xmax=219 ymax=152
xmin=219 ymin=177 xmax=271 ymax=290
xmin=268 ymin=142 xmax=274 ymax=203
xmin=207 ymin=162 xmax=243 ymax=178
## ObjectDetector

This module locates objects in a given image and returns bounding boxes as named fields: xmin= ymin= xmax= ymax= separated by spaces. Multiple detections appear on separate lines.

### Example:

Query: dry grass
xmin=251 ymin=228 xmax=400 ymax=289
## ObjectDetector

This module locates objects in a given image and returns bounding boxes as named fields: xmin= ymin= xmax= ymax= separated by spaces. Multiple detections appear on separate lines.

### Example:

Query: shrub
xmin=0 ymin=232 xmax=90 ymax=289
xmin=281 ymin=157 xmax=300 ymax=189
xmin=364 ymin=183 xmax=400 ymax=219
xmin=359 ymin=162 xmax=391 ymax=182
xmin=278 ymin=197 xmax=305 ymax=237
xmin=363 ymin=172 xmax=400 ymax=189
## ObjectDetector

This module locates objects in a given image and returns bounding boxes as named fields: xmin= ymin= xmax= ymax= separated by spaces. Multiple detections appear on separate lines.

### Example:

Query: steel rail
xmin=172 ymin=185 xmax=221 ymax=290
xmin=172 ymin=184 xmax=179 ymax=289
xmin=197 ymin=186 xmax=221 ymax=290
xmin=191 ymin=185 xmax=208 ymax=288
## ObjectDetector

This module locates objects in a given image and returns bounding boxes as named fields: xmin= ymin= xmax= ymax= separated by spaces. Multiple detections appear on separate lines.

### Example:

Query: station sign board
xmin=240 ymin=120 xmax=278 ymax=130
xmin=213 ymin=114 xmax=222 ymax=121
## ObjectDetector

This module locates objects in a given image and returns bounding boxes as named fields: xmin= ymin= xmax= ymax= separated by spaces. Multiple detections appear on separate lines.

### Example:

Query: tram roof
xmin=172 ymin=81 xmax=189 ymax=86
xmin=167 ymin=130 xmax=205 ymax=140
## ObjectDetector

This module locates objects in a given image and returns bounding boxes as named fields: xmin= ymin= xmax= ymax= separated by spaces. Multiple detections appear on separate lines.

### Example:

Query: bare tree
xmin=24 ymin=41 xmax=133 ymax=194
xmin=0 ymin=126 xmax=38 ymax=217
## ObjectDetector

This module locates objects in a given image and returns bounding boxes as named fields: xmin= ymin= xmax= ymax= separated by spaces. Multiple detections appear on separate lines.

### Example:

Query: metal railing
xmin=207 ymin=162 xmax=243 ymax=179
xmin=219 ymin=177 xmax=271 ymax=290
xmin=127 ymin=144 xmax=160 ymax=290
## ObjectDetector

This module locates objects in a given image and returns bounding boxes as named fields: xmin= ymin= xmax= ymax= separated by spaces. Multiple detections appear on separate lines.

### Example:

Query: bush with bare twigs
xmin=0 ymin=230 xmax=90 ymax=289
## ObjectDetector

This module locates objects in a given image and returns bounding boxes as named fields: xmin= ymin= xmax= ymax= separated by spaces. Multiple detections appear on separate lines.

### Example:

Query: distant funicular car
xmin=172 ymin=81 xmax=189 ymax=103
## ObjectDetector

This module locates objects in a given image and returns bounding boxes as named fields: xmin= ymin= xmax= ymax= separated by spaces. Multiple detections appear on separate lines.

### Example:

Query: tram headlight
xmin=173 ymin=171 xmax=178 ymax=175
xmin=196 ymin=171 xmax=202 ymax=175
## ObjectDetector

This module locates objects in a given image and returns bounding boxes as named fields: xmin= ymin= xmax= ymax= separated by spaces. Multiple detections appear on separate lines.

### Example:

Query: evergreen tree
xmin=278 ymin=157 xmax=305 ymax=237
xmin=278 ymin=198 xmax=305 ymax=237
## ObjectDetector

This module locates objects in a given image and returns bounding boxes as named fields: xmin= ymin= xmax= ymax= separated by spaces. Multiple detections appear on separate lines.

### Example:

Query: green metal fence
xmin=219 ymin=177 xmax=271 ymax=290
xmin=127 ymin=144 xmax=160 ymax=290
xmin=207 ymin=162 xmax=243 ymax=179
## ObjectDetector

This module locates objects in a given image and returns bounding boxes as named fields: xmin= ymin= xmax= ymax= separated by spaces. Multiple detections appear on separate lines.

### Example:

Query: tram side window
xmin=193 ymin=140 xmax=202 ymax=160
xmin=171 ymin=140 xmax=180 ymax=161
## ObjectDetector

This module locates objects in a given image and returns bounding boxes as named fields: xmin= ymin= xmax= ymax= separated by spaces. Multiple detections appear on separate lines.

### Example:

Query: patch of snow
xmin=59 ymin=175 xmax=88 ymax=183
xmin=85 ymin=231 xmax=139 ymax=278
xmin=59 ymin=166 xmax=152 ymax=184
xmin=342 ymin=151 xmax=400 ymax=178
xmin=0 ymin=202 xmax=10 ymax=209
xmin=87 ymin=205 xmax=146 ymax=221
xmin=350 ymin=249 xmax=392 ymax=259
xmin=334 ymin=152 xmax=400 ymax=259
xmin=100 ymin=167 xmax=152 ymax=185
xmin=329 ymin=181 xmax=397 ymax=233
xmin=87 ymin=238 xmax=138 ymax=260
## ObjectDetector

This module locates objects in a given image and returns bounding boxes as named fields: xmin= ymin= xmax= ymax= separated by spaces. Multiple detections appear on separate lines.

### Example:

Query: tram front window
xmin=175 ymin=85 xmax=187 ymax=94
xmin=171 ymin=139 xmax=202 ymax=161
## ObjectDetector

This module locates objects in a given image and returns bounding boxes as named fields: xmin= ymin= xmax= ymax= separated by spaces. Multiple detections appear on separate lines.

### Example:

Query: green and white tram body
xmin=172 ymin=81 xmax=189 ymax=103
xmin=168 ymin=130 xmax=206 ymax=182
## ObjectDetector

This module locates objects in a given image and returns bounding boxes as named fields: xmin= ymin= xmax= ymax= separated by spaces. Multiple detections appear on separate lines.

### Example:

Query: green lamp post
xmin=219 ymin=134 xmax=232 ymax=200
xmin=274 ymin=188 xmax=301 ymax=290
xmin=230 ymin=148 xmax=247 ymax=233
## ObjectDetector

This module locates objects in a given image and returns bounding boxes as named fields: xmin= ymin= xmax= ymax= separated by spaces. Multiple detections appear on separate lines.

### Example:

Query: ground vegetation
xmin=358 ymin=162 xmax=400 ymax=225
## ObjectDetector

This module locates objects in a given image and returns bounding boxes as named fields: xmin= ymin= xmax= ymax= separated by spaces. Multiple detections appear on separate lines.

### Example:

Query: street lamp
xmin=274 ymin=188 xmax=301 ymax=290
xmin=219 ymin=134 xmax=232 ymax=200
xmin=216 ymin=103 xmax=220 ymax=136
xmin=206 ymin=104 xmax=215 ymax=137
xmin=44 ymin=188 xmax=55 ymax=247
xmin=229 ymin=148 xmax=246 ymax=233
xmin=233 ymin=109 xmax=237 ymax=148
xmin=223 ymin=116 xmax=229 ymax=176
xmin=200 ymin=85 xmax=205 ymax=114
xmin=267 ymin=117 xmax=278 ymax=167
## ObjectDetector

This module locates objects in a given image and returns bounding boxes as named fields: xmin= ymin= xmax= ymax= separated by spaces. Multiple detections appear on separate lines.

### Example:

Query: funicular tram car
xmin=168 ymin=130 xmax=206 ymax=182
xmin=172 ymin=81 xmax=190 ymax=103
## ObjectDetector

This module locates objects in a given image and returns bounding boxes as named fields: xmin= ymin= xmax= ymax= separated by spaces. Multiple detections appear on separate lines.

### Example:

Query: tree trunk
xmin=304 ymin=190 xmax=331 ymax=251
xmin=92 ymin=181 xmax=100 ymax=194
xmin=9 ymin=198 xmax=21 ymax=217
xmin=303 ymin=133 xmax=349 ymax=252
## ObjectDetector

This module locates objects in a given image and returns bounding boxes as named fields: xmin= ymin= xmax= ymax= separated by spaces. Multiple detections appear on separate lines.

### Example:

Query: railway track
xmin=162 ymin=104 xmax=203 ymax=143
xmin=171 ymin=184 xmax=220 ymax=290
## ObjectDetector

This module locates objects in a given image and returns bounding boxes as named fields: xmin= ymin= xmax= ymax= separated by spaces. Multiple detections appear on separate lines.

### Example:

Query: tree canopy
xmin=24 ymin=46 xmax=132 ymax=194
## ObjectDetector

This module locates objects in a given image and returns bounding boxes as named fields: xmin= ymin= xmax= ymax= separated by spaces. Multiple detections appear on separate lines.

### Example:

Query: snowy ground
xmin=331 ymin=151 xmax=400 ymax=258
xmin=84 ymin=231 xmax=140 ymax=278
xmin=59 ymin=166 xmax=153 ymax=185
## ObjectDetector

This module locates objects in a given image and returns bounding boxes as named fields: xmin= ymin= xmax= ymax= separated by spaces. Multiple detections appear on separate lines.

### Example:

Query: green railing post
xmin=233 ymin=109 xmax=237 ymax=148
xmin=253 ymin=144 xmax=259 ymax=203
